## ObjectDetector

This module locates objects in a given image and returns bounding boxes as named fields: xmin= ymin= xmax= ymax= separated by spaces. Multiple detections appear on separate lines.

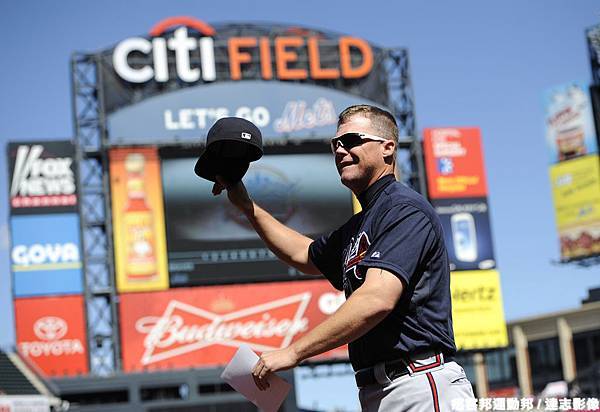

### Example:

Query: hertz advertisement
xmin=549 ymin=154 xmax=600 ymax=260
xmin=109 ymin=148 xmax=169 ymax=293
xmin=451 ymin=270 xmax=508 ymax=350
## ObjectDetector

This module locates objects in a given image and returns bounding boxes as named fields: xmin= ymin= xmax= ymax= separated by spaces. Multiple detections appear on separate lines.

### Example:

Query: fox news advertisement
xmin=118 ymin=280 xmax=346 ymax=371
xmin=7 ymin=141 xmax=78 ymax=215
xmin=160 ymin=145 xmax=354 ymax=286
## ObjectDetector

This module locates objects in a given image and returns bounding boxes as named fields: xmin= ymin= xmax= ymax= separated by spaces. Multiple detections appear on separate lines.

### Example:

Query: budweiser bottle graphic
xmin=123 ymin=153 xmax=157 ymax=281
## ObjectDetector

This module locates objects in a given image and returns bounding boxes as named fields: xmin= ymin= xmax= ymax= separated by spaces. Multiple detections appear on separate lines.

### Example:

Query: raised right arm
xmin=213 ymin=177 xmax=321 ymax=276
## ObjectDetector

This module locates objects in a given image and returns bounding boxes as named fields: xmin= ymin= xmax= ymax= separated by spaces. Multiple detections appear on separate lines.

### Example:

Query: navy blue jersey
xmin=309 ymin=174 xmax=456 ymax=371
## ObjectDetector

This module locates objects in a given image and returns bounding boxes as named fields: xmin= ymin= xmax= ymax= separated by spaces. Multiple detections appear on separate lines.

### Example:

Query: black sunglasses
xmin=330 ymin=132 xmax=390 ymax=153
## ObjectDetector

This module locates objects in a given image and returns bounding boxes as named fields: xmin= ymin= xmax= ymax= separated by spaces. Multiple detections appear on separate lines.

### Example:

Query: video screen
xmin=160 ymin=144 xmax=354 ymax=286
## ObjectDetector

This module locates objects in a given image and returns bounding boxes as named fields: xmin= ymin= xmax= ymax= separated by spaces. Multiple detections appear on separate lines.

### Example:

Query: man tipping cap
xmin=194 ymin=117 xmax=263 ymax=183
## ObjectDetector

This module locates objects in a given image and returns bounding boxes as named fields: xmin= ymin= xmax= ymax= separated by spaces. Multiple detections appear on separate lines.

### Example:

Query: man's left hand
xmin=251 ymin=347 xmax=300 ymax=391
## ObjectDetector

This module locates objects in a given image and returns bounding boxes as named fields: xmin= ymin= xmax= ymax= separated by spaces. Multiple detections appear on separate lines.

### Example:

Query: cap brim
xmin=194 ymin=152 xmax=250 ymax=183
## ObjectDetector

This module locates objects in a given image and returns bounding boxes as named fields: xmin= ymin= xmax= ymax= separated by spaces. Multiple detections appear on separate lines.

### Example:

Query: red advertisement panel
xmin=14 ymin=295 xmax=88 ymax=377
xmin=119 ymin=280 xmax=347 ymax=371
xmin=423 ymin=128 xmax=488 ymax=199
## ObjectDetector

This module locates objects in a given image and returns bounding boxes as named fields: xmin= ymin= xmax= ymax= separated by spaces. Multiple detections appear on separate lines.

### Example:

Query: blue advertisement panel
xmin=107 ymin=81 xmax=383 ymax=143
xmin=543 ymin=81 xmax=598 ymax=164
xmin=10 ymin=214 xmax=83 ymax=297
xmin=431 ymin=197 xmax=496 ymax=271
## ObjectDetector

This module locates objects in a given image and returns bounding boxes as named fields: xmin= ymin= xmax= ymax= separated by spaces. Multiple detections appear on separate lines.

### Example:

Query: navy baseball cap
xmin=194 ymin=117 xmax=263 ymax=183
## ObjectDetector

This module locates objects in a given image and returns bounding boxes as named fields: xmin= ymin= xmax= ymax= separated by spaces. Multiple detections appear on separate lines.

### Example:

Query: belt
xmin=354 ymin=353 xmax=454 ymax=388
xmin=355 ymin=358 xmax=409 ymax=388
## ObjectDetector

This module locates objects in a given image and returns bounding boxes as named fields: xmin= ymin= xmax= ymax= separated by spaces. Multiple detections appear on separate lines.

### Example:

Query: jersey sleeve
xmin=358 ymin=204 xmax=436 ymax=286
xmin=308 ymin=228 xmax=344 ymax=291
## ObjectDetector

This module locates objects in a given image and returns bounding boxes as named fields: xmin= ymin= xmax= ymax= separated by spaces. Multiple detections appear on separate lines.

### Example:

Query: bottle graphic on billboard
xmin=451 ymin=212 xmax=478 ymax=262
xmin=123 ymin=153 xmax=157 ymax=280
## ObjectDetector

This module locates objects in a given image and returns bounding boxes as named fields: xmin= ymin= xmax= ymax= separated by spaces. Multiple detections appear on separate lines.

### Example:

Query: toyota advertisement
xmin=118 ymin=280 xmax=346 ymax=371
xmin=14 ymin=295 xmax=89 ymax=377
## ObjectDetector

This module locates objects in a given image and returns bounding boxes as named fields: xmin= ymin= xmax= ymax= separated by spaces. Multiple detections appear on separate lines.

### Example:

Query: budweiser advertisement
xmin=14 ymin=295 xmax=88 ymax=377
xmin=7 ymin=141 xmax=78 ymax=215
xmin=119 ymin=280 xmax=347 ymax=371
xmin=423 ymin=128 xmax=488 ymax=199
xmin=109 ymin=147 xmax=169 ymax=293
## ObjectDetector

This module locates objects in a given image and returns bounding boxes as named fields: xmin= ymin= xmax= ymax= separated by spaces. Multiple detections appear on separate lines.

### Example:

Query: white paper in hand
xmin=220 ymin=344 xmax=291 ymax=412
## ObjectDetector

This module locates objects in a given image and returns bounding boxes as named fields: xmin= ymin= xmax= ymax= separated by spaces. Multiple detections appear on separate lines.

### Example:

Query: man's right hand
xmin=212 ymin=176 xmax=254 ymax=214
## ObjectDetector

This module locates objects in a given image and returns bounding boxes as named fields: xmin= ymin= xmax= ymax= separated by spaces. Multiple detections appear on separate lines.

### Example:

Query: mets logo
xmin=343 ymin=231 xmax=371 ymax=280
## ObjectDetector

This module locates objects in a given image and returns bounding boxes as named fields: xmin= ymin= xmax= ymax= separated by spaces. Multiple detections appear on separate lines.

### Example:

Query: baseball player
xmin=212 ymin=105 xmax=475 ymax=411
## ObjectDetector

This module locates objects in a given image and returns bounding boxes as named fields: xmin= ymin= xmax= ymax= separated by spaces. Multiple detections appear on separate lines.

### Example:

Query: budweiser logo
xmin=135 ymin=292 xmax=312 ymax=365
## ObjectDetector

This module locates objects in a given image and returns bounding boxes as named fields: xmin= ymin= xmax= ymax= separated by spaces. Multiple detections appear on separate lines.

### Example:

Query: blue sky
xmin=1 ymin=1 xmax=599 ymax=410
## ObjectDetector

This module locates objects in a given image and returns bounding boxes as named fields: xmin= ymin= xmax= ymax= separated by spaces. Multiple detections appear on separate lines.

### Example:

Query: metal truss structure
xmin=70 ymin=47 xmax=422 ymax=376
xmin=559 ymin=254 xmax=600 ymax=268
xmin=71 ymin=53 xmax=120 ymax=375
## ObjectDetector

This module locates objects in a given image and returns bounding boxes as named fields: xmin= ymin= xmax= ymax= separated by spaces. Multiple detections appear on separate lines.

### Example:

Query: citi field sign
xmin=112 ymin=16 xmax=374 ymax=84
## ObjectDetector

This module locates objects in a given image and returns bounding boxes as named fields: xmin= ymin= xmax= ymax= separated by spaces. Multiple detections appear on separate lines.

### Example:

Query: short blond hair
xmin=337 ymin=105 xmax=399 ymax=144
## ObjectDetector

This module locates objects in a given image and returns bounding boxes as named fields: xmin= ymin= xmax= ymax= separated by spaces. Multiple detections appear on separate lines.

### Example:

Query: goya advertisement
xmin=549 ymin=154 xmax=600 ymax=260
xmin=109 ymin=148 xmax=169 ymax=292
xmin=451 ymin=270 xmax=508 ymax=350
xmin=10 ymin=213 xmax=83 ymax=297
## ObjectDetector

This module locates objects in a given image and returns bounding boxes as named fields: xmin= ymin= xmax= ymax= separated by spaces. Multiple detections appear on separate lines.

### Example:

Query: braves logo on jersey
xmin=343 ymin=231 xmax=371 ymax=283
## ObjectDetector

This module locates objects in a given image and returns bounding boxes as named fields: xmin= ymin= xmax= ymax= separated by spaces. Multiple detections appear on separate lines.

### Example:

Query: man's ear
xmin=381 ymin=139 xmax=396 ymax=158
